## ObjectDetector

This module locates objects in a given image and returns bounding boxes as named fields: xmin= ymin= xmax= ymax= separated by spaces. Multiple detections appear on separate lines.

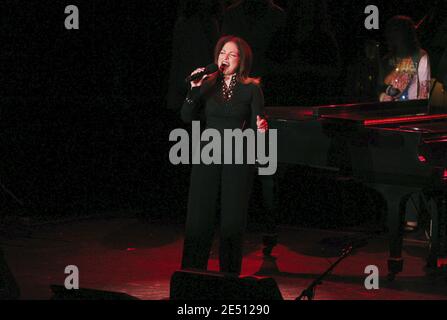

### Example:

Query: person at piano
xmin=379 ymin=16 xmax=432 ymax=232
xmin=379 ymin=16 xmax=431 ymax=103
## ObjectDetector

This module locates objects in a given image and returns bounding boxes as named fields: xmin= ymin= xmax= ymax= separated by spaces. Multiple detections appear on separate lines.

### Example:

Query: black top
xmin=181 ymin=76 xmax=265 ymax=132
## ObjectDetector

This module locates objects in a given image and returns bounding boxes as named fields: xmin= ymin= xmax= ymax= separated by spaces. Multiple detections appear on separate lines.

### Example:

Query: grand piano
xmin=264 ymin=86 xmax=447 ymax=280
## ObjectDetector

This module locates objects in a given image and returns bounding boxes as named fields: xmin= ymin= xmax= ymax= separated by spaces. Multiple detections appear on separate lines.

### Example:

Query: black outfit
xmin=180 ymin=75 xmax=265 ymax=274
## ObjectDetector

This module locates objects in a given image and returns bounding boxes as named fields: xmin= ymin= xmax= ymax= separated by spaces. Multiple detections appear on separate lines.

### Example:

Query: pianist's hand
xmin=379 ymin=93 xmax=394 ymax=102
xmin=257 ymin=115 xmax=268 ymax=133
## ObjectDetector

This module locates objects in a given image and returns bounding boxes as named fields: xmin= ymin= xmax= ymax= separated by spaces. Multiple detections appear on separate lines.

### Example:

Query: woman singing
xmin=180 ymin=36 xmax=268 ymax=274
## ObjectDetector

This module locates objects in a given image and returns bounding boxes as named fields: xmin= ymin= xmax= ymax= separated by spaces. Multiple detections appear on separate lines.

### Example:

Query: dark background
xmin=1 ymin=1 xmax=446 ymax=227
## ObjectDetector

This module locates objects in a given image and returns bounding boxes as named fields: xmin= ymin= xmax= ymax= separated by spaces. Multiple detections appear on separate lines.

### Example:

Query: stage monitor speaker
xmin=170 ymin=269 xmax=283 ymax=300
xmin=50 ymin=285 xmax=139 ymax=300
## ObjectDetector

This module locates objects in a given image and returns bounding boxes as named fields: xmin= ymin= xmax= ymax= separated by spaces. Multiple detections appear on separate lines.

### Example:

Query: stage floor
xmin=2 ymin=217 xmax=447 ymax=300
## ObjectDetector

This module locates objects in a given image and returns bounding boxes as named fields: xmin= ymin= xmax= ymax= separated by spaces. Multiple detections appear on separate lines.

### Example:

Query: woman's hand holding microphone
xmin=189 ymin=67 xmax=211 ymax=88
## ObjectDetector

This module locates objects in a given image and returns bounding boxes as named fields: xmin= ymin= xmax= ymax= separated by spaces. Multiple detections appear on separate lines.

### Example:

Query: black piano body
xmin=265 ymin=99 xmax=447 ymax=279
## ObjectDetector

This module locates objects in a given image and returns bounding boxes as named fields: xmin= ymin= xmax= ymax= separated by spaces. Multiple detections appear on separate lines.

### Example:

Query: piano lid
xmin=315 ymin=99 xmax=429 ymax=118
xmin=397 ymin=118 xmax=447 ymax=133
xmin=365 ymin=114 xmax=447 ymax=127
xmin=264 ymin=99 xmax=447 ymax=129
xmin=317 ymin=99 xmax=432 ymax=124
xmin=265 ymin=106 xmax=316 ymax=121
xmin=265 ymin=99 xmax=432 ymax=124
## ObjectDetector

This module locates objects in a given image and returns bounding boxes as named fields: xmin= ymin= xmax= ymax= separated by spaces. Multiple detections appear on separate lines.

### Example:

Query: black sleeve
xmin=180 ymin=87 xmax=203 ymax=123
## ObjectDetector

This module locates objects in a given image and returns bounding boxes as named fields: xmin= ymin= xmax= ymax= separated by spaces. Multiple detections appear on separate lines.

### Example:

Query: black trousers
xmin=181 ymin=163 xmax=255 ymax=274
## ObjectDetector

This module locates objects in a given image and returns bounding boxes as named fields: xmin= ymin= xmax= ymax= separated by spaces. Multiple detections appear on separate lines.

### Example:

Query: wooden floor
xmin=2 ymin=217 xmax=447 ymax=300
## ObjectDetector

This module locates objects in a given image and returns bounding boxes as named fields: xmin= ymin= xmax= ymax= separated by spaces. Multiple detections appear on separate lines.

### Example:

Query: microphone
xmin=185 ymin=63 xmax=218 ymax=83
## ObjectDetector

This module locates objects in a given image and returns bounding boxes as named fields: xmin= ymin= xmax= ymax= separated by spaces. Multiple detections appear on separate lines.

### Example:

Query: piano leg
xmin=369 ymin=184 xmax=419 ymax=281
xmin=436 ymin=194 xmax=447 ymax=271
xmin=426 ymin=191 xmax=447 ymax=271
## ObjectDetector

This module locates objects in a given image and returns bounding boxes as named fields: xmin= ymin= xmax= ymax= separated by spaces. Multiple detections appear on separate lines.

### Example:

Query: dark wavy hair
xmin=385 ymin=15 xmax=420 ymax=58
xmin=213 ymin=35 xmax=260 ymax=85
